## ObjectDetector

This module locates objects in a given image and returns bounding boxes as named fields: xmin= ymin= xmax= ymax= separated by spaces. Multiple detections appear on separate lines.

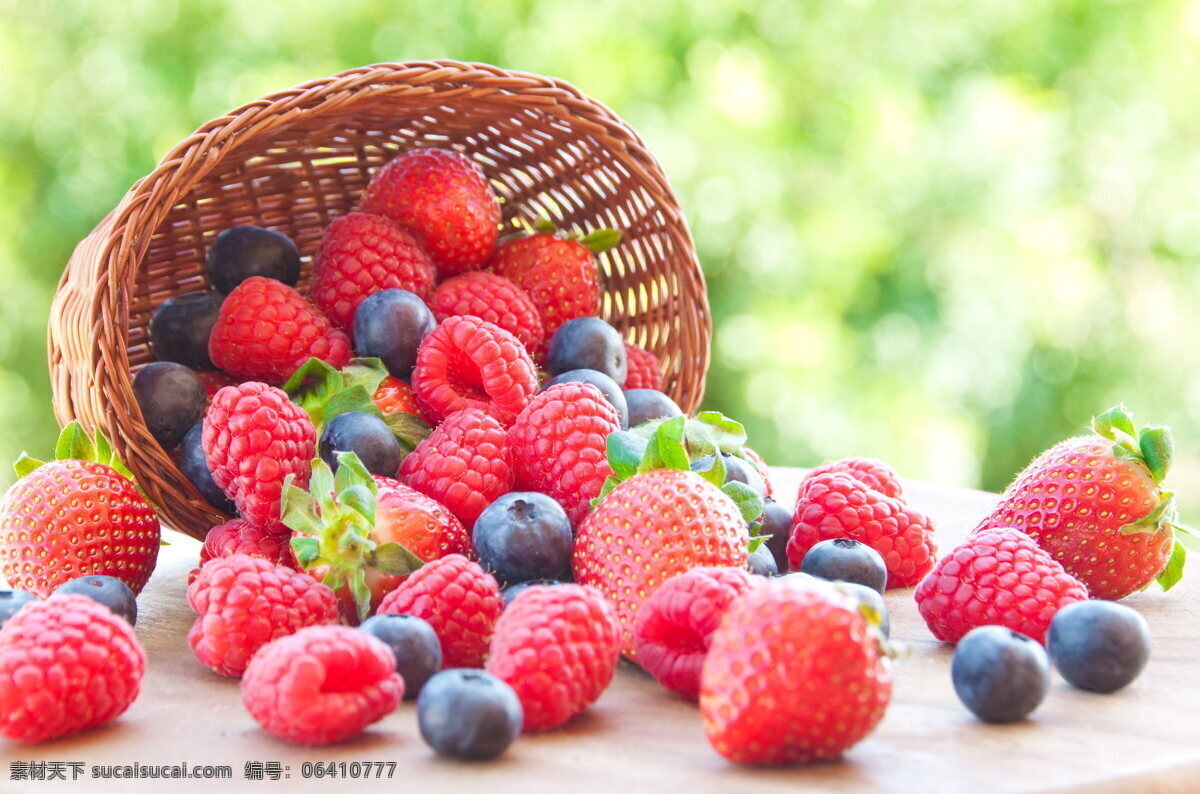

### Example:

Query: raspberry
xmin=208 ymin=276 xmax=350 ymax=383
xmin=197 ymin=369 xmax=237 ymax=409
xmin=486 ymin=584 xmax=621 ymax=731
xmin=187 ymin=554 xmax=339 ymax=677
xmin=360 ymin=149 xmax=500 ymax=276
xmin=430 ymin=271 xmax=544 ymax=352
xmin=399 ymin=409 xmax=514 ymax=528
xmin=310 ymin=212 xmax=436 ymax=334
xmin=0 ymin=595 xmax=146 ymax=743
xmin=741 ymin=447 xmax=773 ymax=498
xmin=788 ymin=472 xmax=936 ymax=587
xmin=202 ymin=382 xmax=316 ymax=526
xmin=410 ymin=316 xmax=538 ymax=425
xmin=241 ymin=625 xmax=404 ymax=745
xmin=373 ymin=375 xmax=428 ymax=422
xmin=915 ymin=527 xmax=1089 ymax=645
xmin=633 ymin=567 xmax=759 ymax=700
xmin=376 ymin=554 xmax=503 ymax=669
xmin=490 ymin=233 xmax=603 ymax=346
xmin=622 ymin=342 xmax=663 ymax=390
xmin=803 ymin=457 xmax=903 ymax=500
xmin=188 ymin=518 xmax=295 ymax=585
xmin=509 ymin=382 xmax=621 ymax=526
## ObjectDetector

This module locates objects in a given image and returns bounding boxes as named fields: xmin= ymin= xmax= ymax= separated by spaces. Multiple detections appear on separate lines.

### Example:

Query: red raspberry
xmin=741 ymin=447 xmax=773 ymax=498
xmin=802 ymin=457 xmax=903 ymax=501
xmin=310 ymin=212 xmax=436 ymax=335
xmin=208 ymin=277 xmax=350 ymax=384
xmin=623 ymin=342 xmax=663 ymax=390
xmin=188 ymin=518 xmax=295 ymax=585
xmin=430 ymin=271 xmax=544 ymax=352
xmin=241 ymin=625 xmax=404 ymax=745
xmin=490 ymin=233 xmax=603 ymax=346
xmin=360 ymin=149 xmax=500 ymax=276
xmin=915 ymin=527 xmax=1089 ymax=644
xmin=633 ymin=567 xmax=759 ymax=700
xmin=486 ymin=584 xmax=621 ymax=731
xmin=187 ymin=554 xmax=339 ymax=677
xmin=373 ymin=375 xmax=428 ymax=422
xmin=399 ymin=409 xmax=514 ymax=528
xmin=202 ymin=382 xmax=316 ymax=526
xmin=0 ymin=595 xmax=146 ymax=743
xmin=509 ymin=383 xmax=621 ymax=526
xmin=197 ymin=370 xmax=237 ymax=409
xmin=410 ymin=316 xmax=538 ymax=425
xmin=376 ymin=554 xmax=503 ymax=669
xmin=788 ymin=472 xmax=936 ymax=587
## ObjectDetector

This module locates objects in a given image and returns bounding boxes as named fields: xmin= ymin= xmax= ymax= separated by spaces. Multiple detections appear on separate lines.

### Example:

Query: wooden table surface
xmin=1 ymin=469 xmax=1198 ymax=794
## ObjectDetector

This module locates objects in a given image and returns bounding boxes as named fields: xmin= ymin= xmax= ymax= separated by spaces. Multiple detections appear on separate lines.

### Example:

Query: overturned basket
xmin=49 ymin=61 xmax=712 ymax=541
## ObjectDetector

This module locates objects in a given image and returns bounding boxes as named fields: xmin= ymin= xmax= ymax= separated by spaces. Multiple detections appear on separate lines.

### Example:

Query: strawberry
xmin=700 ymin=576 xmax=892 ymax=764
xmin=281 ymin=454 xmax=471 ymax=623
xmin=0 ymin=424 xmax=159 ymax=597
xmin=373 ymin=376 xmax=428 ymax=423
xmin=489 ymin=224 xmax=620 ymax=348
xmin=359 ymin=148 xmax=500 ymax=277
xmin=976 ymin=404 xmax=1190 ymax=599
xmin=571 ymin=414 xmax=764 ymax=657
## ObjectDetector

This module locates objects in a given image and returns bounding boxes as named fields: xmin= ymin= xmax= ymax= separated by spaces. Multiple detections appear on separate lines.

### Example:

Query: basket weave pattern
xmin=48 ymin=61 xmax=712 ymax=540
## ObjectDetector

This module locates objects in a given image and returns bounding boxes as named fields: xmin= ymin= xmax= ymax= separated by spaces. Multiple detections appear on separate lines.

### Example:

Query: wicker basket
xmin=48 ymin=61 xmax=712 ymax=541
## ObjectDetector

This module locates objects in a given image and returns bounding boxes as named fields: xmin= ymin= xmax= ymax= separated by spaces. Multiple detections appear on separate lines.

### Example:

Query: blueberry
xmin=799 ymin=538 xmax=888 ymax=594
xmin=952 ymin=626 xmax=1049 ymax=723
xmin=205 ymin=225 xmax=300 ymax=294
xmin=1047 ymin=600 xmax=1151 ymax=693
xmin=544 ymin=369 xmax=629 ymax=429
xmin=546 ymin=317 xmax=627 ymax=385
xmin=353 ymin=289 xmax=437 ymax=381
xmin=0 ymin=590 xmax=36 ymax=628
xmin=133 ymin=362 xmax=206 ymax=450
xmin=500 ymin=579 xmax=566 ymax=607
xmin=360 ymin=614 xmax=442 ymax=700
xmin=691 ymin=452 xmax=766 ymax=498
xmin=55 ymin=575 xmax=137 ymax=625
xmin=148 ymin=291 xmax=224 ymax=369
xmin=180 ymin=421 xmax=237 ymax=513
xmin=473 ymin=493 xmax=573 ymax=586
xmin=624 ymin=389 xmax=682 ymax=427
xmin=760 ymin=498 xmax=793 ymax=573
xmin=319 ymin=412 xmax=401 ymax=477
xmin=833 ymin=581 xmax=890 ymax=638
xmin=747 ymin=543 xmax=778 ymax=577
xmin=417 ymin=669 xmax=523 ymax=760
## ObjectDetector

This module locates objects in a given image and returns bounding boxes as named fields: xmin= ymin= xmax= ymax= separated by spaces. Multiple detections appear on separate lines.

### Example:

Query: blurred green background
xmin=3 ymin=0 xmax=1199 ymax=515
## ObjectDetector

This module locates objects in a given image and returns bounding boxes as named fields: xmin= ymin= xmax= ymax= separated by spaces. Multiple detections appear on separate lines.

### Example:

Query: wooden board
xmin=2 ymin=470 xmax=1198 ymax=794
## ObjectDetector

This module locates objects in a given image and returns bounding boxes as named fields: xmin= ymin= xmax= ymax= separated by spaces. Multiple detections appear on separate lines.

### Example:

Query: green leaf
xmin=722 ymin=481 xmax=765 ymax=524
xmin=348 ymin=570 xmax=373 ymax=624
xmin=628 ymin=418 xmax=666 ymax=439
xmin=606 ymin=431 xmax=648 ymax=480
xmin=382 ymin=411 xmax=433 ymax=454
xmin=280 ymin=479 xmax=322 ymax=537
xmin=94 ymin=429 xmax=114 ymax=467
xmin=341 ymin=358 xmax=390 ymax=396
xmin=592 ymin=476 xmax=621 ymax=508
xmin=690 ymin=412 xmax=747 ymax=452
xmin=580 ymin=228 xmax=621 ymax=254
xmin=370 ymin=542 xmax=426 ymax=577
xmin=639 ymin=415 xmax=689 ymax=473
xmin=1091 ymin=404 xmax=1136 ymax=442
xmin=13 ymin=453 xmax=45 ymax=479
xmin=340 ymin=484 xmax=377 ymax=525
xmin=683 ymin=422 xmax=718 ymax=460
xmin=322 ymin=385 xmax=377 ymax=423
xmin=748 ymin=534 xmax=767 ymax=554
xmin=1157 ymin=539 xmax=1187 ymax=591
xmin=290 ymin=536 xmax=321 ymax=568
xmin=333 ymin=451 xmax=376 ymax=495
xmin=691 ymin=453 xmax=727 ymax=489
xmin=1119 ymin=496 xmax=1176 ymax=535
xmin=55 ymin=422 xmax=96 ymax=462
xmin=1138 ymin=426 xmax=1173 ymax=484
xmin=532 ymin=217 xmax=558 ymax=235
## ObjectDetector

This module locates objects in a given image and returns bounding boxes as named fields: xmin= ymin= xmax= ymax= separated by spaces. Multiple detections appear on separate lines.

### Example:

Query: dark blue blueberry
xmin=760 ymin=498 xmax=794 ymax=574
xmin=319 ymin=412 xmax=401 ymax=477
xmin=500 ymin=579 xmax=566 ymax=607
xmin=180 ymin=421 xmax=237 ymax=514
xmin=799 ymin=537 xmax=887 ymax=594
xmin=55 ymin=575 xmax=137 ymax=625
xmin=0 ymin=589 xmax=36 ymax=628
xmin=624 ymin=388 xmax=682 ymax=428
xmin=148 ymin=291 xmax=224 ymax=370
xmin=834 ymin=581 xmax=890 ymax=638
xmin=473 ymin=493 xmax=572 ymax=586
xmin=360 ymin=614 xmax=442 ymax=700
xmin=952 ymin=625 xmax=1049 ymax=723
xmin=132 ymin=362 xmax=206 ymax=450
xmin=417 ymin=669 xmax=523 ymax=760
xmin=1047 ymin=600 xmax=1151 ymax=693
xmin=353 ymin=289 xmax=437 ymax=381
xmin=546 ymin=317 xmax=627 ymax=385
xmin=747 ymin=543 xmax=778 ymax=577
xmin=205 ymin=225 xmax=300 ymax=294
xmin=544 ymin=369 xmax=628 ymax=428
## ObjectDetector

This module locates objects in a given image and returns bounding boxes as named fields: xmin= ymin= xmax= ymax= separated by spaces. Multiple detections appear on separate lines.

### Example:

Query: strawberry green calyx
xmin=14 ymin=422 xmax=137 ymax=481
xmin=1091 ymin=404 xmax=1193 ymax=590
xmin=283 ymin=357 xmax=431 ymax=455
xmin=281 ymin=452 xmax=424 ymax=622
xmin=527 ymin=217 xmax=622 ymax=254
